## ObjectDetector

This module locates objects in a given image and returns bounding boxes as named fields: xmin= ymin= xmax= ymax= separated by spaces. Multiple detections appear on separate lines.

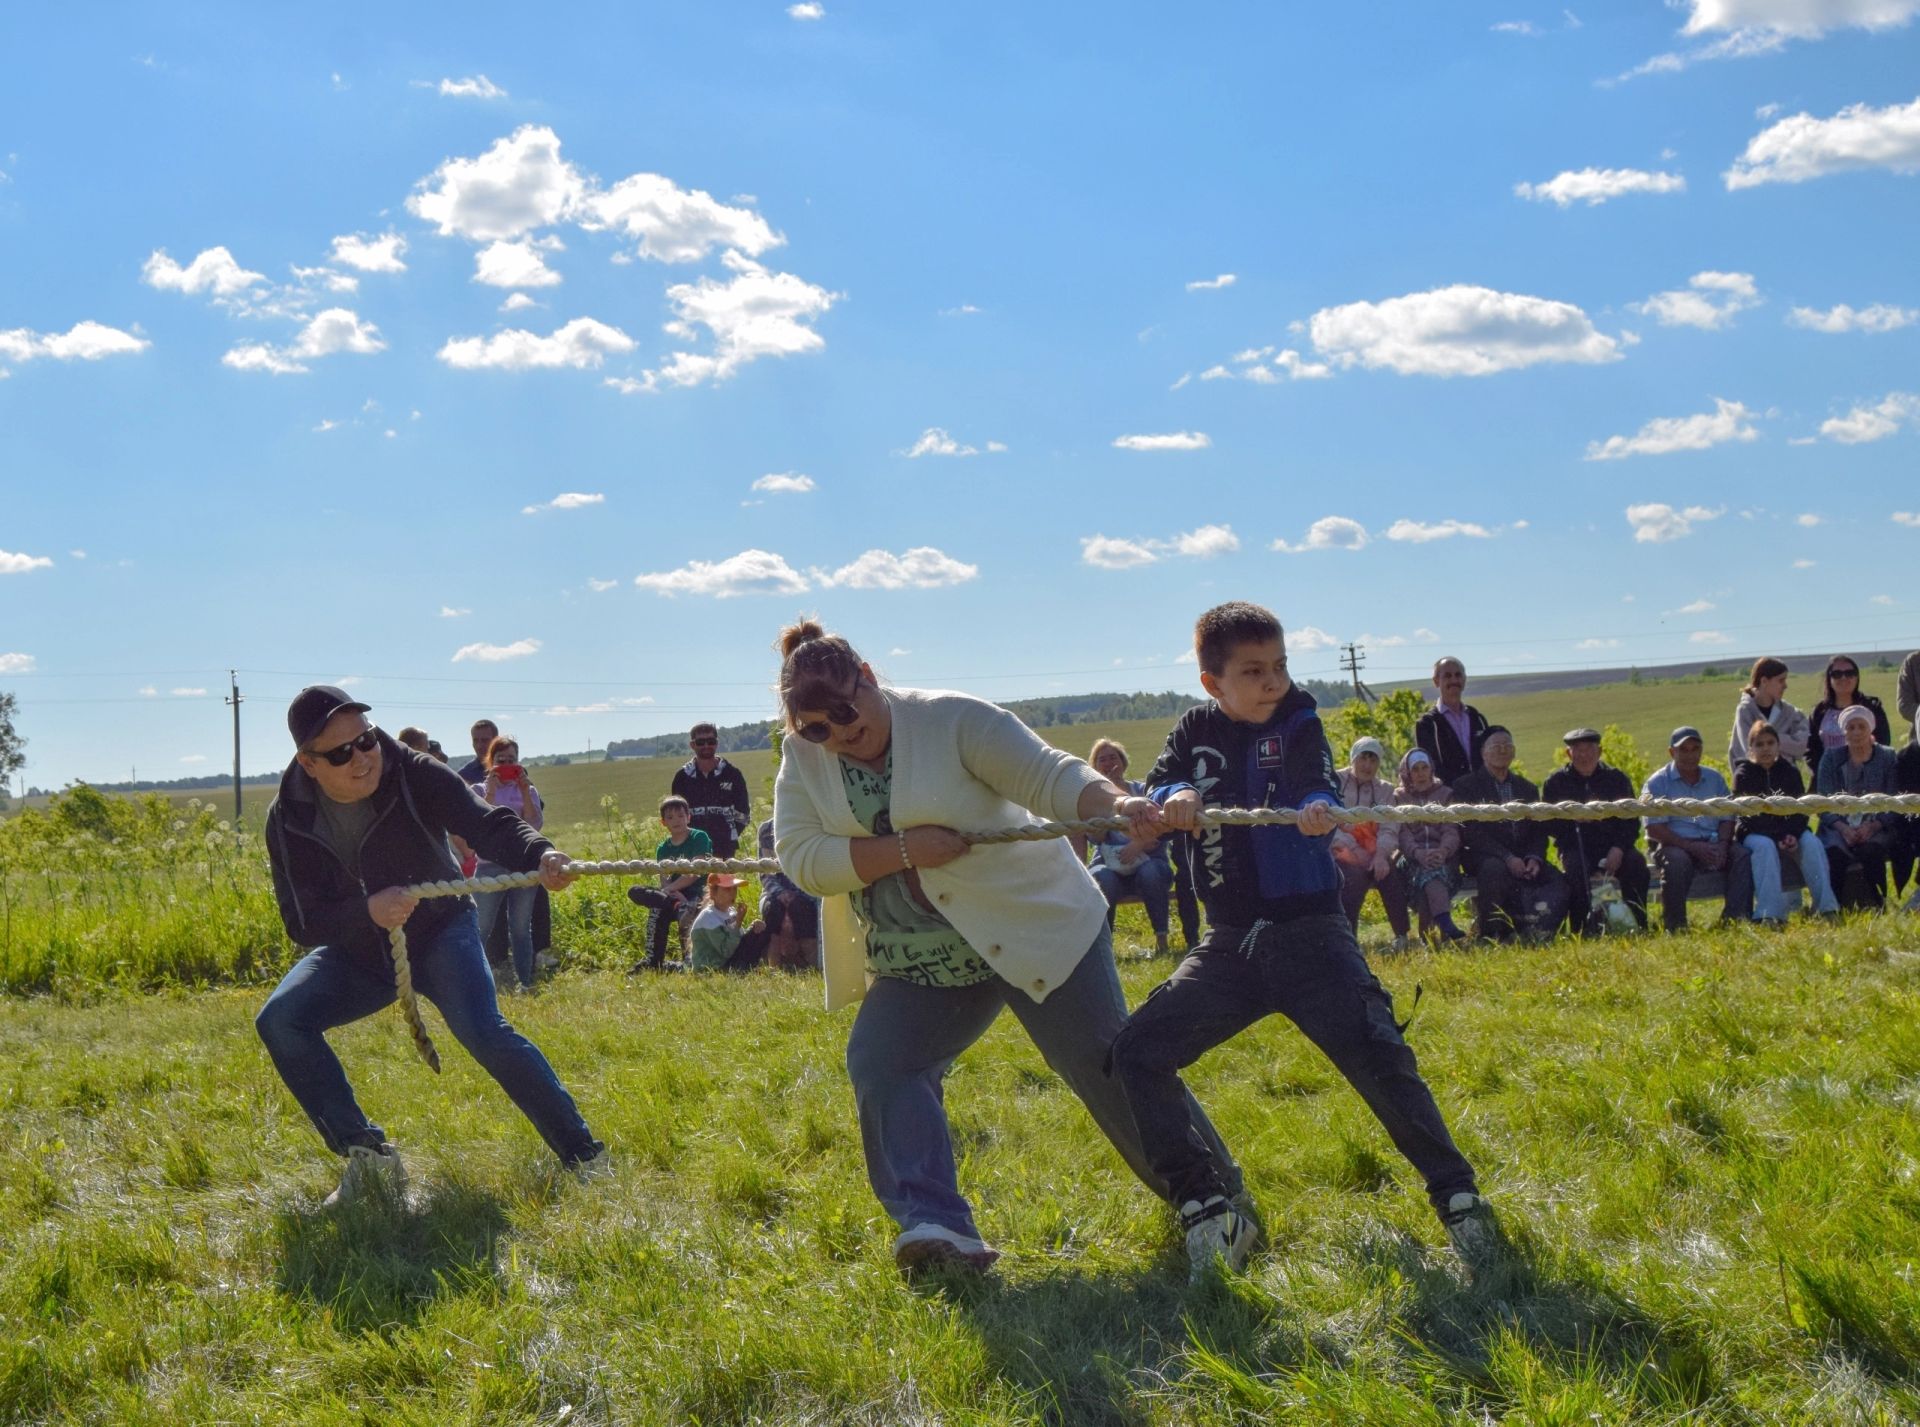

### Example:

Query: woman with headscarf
xmin=1332 ymin=737 xmax=1411 ymax=951
xmin=1382 ymin=749 xmax=1465 ymax=944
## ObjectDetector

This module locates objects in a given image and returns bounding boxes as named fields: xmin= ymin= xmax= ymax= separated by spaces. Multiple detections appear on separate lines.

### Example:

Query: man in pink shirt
xmin=1414 ymin=657 xmax=1490 ymax=788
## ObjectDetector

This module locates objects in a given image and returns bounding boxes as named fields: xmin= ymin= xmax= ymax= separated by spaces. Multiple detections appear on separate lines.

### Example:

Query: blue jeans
xmin=474 ymin=869 xmax=539 ymax=988
xmin=1090 ymin=854 xmax=1173 ymax=938
xmin=843 ymin=925 xmax=1241 ymax=1237
xmin=255 ymin=906 xmax=601 ymax=1163
xmin=1745 ymin=834 xmax=1838 ymax=918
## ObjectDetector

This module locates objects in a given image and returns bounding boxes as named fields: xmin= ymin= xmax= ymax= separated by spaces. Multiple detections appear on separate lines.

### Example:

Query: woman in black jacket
xmin=1736 ymin=721 xmax=1840 ymax=920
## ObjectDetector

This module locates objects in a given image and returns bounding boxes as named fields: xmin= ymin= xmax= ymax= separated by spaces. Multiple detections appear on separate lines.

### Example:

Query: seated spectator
xmin=1728 ymin=657 xmax=1810 ymax=767
xmin=1902 ymin=716 xmax=1920 ymax=912
xmin=627 ymin=795 xmax=712 ymax=969
xmin=1332 ymin=736 xmax=1411 ymax=951
xmin=1544 ymin=728 xmax=1650 ymax=934
xmin=1414 ymin=657 xmax=1489 ymax=787
xmin=1643 ymin=726 xmax=1753 ymax=932
xmin=1084 ymin=738 xmax=1175 ymax=956
xmin=1900 ymin=650 xmax=1920 ymax=738
xmin=756 ymin=816 xmax=820 ymax=970
xmin=1734 ymin=721 xmax=1838 ymax=922
xmin=1382 ymin=749 xmax=1465 ymax=944
xmin=1451 ymin=726 xmax=1571 ymax=942
xmin=688 ymin=874 xmax=772 ymax=972
xmin=1808 ymin=655 xmax=1903 ymax=893
xmin=1816 ymin=706 xmax=1900 ymax=909
xmin=471 ymin=734 xmax=546 ymax=993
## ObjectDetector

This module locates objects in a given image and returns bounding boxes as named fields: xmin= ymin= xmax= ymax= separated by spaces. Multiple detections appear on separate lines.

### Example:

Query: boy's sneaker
xmin=323 ymin=1142 xmax=406 ymax=1208
xmin=535 ymin=951 xmax=560 ymax=971
xmin=892 ymin=1223 xmax=1001 ymax=1274
xmin=568 ymin=1146 xmax=614 ymax=1183
xmin=1390 ymin=935 xmax=1410 ymax=954
xmin=1440 ymin=1192 xmax=1506 ymax=1274
xmin=1182 ymin=1196 xmax=1257 ymax=1283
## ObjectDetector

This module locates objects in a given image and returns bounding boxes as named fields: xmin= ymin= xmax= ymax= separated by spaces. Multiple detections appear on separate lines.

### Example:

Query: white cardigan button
xmin=986 ymin=944 xmax=1002 ymax=956
xmin=1031 ymin=977 xmax=1046 ymax=992
xmin=936 ymin=893 xmax=951 ymax=905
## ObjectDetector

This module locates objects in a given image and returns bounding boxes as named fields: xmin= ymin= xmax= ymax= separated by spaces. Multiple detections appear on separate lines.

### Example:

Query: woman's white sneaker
xmin=892 ymin=1223 xmax=1001 ymax=1274
xmin=1182 ymin=1196 xmax=1257 ymax=1282
xmin=323 ymin=1142 xmax=406 ymax=1208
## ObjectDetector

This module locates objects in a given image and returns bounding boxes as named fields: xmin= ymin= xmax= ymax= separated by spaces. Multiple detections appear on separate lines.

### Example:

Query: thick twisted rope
xmin=383 ymin=793 xmax=1920 ymax=1069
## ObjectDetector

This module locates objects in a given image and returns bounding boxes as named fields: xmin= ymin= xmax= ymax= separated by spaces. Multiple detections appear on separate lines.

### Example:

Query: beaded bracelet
xmin=898 ymin=829 xmax=913 ymax=870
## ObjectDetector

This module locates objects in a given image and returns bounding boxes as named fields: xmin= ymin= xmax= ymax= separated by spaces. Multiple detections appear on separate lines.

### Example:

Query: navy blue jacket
xmin=1144 ymin=686 xmax=1341 ymax=926
xmin=266 ymin=731 xmax=552 ymax=976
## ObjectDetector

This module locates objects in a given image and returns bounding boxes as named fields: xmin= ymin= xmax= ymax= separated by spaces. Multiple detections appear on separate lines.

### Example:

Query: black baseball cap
xmin=287 ymin=685 xmax=371 ymax=748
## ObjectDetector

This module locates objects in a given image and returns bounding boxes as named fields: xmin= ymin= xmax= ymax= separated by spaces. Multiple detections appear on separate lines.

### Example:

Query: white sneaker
xmin=323 ymin=1142 xmax=406 ymax=1208
xmin=569 ymin=1147 xmax=614 ymax=1183
xmin=892 ymin=1222 xmax=1001 ymax=1273
xmin=1182 ymin=1196 xmax=1257 ymax=1282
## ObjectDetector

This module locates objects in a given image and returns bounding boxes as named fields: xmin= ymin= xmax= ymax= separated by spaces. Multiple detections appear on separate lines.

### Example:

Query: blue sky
xmin=3 ymin=2 xmax=1918 ymax=789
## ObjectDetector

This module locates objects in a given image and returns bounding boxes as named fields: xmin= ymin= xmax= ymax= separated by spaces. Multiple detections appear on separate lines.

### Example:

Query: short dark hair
xmin=660 ymin=795 xmax=691 ymax=817
xmin=470 ymin=718 xmax=499 ymax=736
xmin=1194 ymin=601 xmax=1283 ymax=676
xmin=689 ymin=722 xmax=718 ymax=740
xmin=395 ymin=726 xmax=431 ymax=752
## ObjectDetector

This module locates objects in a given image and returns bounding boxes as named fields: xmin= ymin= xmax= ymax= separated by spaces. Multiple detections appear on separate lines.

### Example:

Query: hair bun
xmin=777 ymin=617 xmax=827 ymax=659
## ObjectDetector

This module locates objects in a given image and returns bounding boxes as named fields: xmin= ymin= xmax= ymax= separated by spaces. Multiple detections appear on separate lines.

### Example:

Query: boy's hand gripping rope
xmin=384 ymin=792 xmax=1920 ymax=1070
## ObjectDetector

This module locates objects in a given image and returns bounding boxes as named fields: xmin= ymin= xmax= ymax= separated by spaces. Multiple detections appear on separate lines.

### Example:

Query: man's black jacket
xmin=1450 ymin=768 xmax=1548 ymax=865
xmin=1414 ymin=703 xmax=1490 ymax=787
xmin=266 ymin=730 xmax=552 ymax=975
xmin=1540 ymin=761 xmax=1640 ymax=869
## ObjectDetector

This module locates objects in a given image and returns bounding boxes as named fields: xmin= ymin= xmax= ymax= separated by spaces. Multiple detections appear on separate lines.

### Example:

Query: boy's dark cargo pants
xmin=1109 ymin=911 xmax=1478 ymax=1213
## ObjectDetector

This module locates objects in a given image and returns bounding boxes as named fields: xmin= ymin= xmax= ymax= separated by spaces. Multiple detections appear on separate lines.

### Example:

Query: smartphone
xmin=494 ymin=763 xmax=524 ymax=781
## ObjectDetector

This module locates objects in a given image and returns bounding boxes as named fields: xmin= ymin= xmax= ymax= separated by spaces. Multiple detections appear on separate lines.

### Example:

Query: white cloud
xmin=0 ymin=652 xmax=35 ymax=673
xmin=586 ymin=578 xmax=618 ymax=592
xmin=634 ymin=548 xmax=810 ymax=598
xmin=1080 ymin=535 xmax=1159 ymax=570
xmin=1273 ymin=516 xmax=1370 ymax=553
xmin=1170 ymin=372 xmax=1191 ymax=390
xmin=328 ymin=232 xmax=408 ymax=273
xmin=473 ymin=237 xmax=564 ymax=287
xmin=1690 ymin=630 xmax=1733 ymax=645
xmin=1896 ymin=512 xmax=1920 ymax=527
xmin=290 ymin=265 xmax=359 ymax=296
xmin=1186 ymin=273 xmax=1237 ymax=291
xmin=1795 ymin=512 xmax=1823 ymax=527
xmin=313 ymin=418 xmax=340 ymax=432
xmin=141 ymin=246 xmax=266 ymax=298
xmin=179 ymin=754 xmax=208 ymax=764
xmin=1789 ymin=302 xmax=1919 ymax=333
xmin=1576 ymin=637 xmax=1622 ymax=650
xmin=542 ymin=695 xmax=656 ymax=716
xmin=0 ymin=548 xmax=53 ymax=575
xmin=408 ymin=125 xmax=586 ymax=242
xmin=813 ymin=547 xmax=979 ymax=590
xmin=1675 ymin=597 xmax=1717 ymax=613
xmin=1514 ymin=167 xmax=1686 ymax=207
xmin=789 ymin=2 xmax=825 ymax=18
xmin=222 ymin=307 xmax=384 ymax=375
xmin=1820 ymin=392 xmax=1920 ymax=444
xmin=452 ymin=638 xmax=541 ymax=663
xmin=1384 ymin=519 xmax=1493 ymax=543
xmin=1871 ymin=593 xmax=1896 ymax=605
xmin=439 ymin=75 xmax=507 ymax=100
xmin=69 ymin=550 xmax=86 ymax=560
xmin=500 ymin=292 xmax=540 ymax=312
xmin=1291 ymin=626 xmax=1339 ymax=651
xmin=752 ymin=472 xmax=815 ymax=493
xmin=1586 ymin=398 xmax=1759 ymax=460
xmin=631 ymin=252 xmax=836 ymax=389
xmin=439 ymin=316 xmax=635 ymax=371
xmin=1793 ymin=557 xmax=1817 ymax=567
xmin=170 ymin=687 xmax=208 ymax=697
xmin=1307 ymin=284 xmax=1622 ymax=377
xmin=903 ymin=427 xmax=980 ymax=458
xmin=1200 ymin=345 xmax=1332 ymax=383
xmin=1683 ymin=0 xmax=1920 ymax=38
xmin=522 ymin=491 xmax=606 ymax=514
xmin=1112 ymin=431 xmax=1211 ymax=451
xmin=1632 ymin=271 xmax=1761 ymax=329
xmin=1726 ymin=96 xmax=1920 ymax=189
xmin=1625 ymin=503 xmax=1725 ymax=542
xmin=440 ymin=605 xmax=471 ymax=617
xmin=939 ymin=304 xmax=981 ymax=316
xmin=0 ymin=321 xmax=149 ymax=373
xmin=1492 ymin=19 xmax=1542 ymax=34
xmin=1081 ymin=525 xmax=1240 ymax=568
xmin=575 ymin=177 xmax=780 ymax=264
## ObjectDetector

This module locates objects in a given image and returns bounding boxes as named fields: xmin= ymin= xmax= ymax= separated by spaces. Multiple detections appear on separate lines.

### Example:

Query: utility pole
xmin=225 ymin=670 xmax=244 ymax=822
xmin=1340 ymin=642 xmax=1374 ymax=705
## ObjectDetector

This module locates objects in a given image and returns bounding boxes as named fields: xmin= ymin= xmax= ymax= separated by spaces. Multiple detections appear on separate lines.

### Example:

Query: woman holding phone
xmin=474 ymin=734 xmax=546 ymax=993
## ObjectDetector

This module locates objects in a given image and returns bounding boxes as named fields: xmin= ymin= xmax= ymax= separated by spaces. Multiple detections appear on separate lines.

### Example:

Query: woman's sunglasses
xmin=311 ymin=728 xmax=380 ymax=766
xmin=795 ymin=681 xmax=864 ymax=744
xmin=1832 ymin=668 xmax=1859 ymax=679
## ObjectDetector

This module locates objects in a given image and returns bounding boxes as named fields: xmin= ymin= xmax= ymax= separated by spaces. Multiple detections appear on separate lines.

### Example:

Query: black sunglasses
xmin=1832 ymin=667 xmax=1859 ymax=678
xmin=692 ymin=737 xmax=718 ymax=747
xmin=310 ymin=727 xmax=379 ymax=766
xmin=795 ymin=680 xmax=864 ymax=744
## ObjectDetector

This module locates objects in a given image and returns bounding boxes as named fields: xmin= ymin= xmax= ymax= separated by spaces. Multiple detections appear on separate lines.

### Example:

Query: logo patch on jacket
xmin=1256 ymin=735 xmax=1284 ymax=768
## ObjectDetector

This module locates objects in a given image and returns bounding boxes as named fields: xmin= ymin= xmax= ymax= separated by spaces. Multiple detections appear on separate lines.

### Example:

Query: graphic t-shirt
xmin=839 ymin=752 xmax=995 ymax=987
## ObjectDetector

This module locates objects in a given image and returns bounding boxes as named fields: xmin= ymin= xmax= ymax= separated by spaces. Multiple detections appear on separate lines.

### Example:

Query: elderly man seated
xmin=1642 ymin=725 xmax=1753 ymax=932
xmin=1543 ymin=727 xmax=1650 ymax=934
xmin=1450 ymin=726 xmax=1570 ymax=942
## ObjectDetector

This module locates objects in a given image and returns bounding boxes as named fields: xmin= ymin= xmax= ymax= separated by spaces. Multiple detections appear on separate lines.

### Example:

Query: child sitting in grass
xmin=1109 ymin=600 xmax=1499 ymax=1281
xmin=627 ymin=795 xmax=712 ymax=970
xmin=687 ymin=874 xmax=772 ymax=972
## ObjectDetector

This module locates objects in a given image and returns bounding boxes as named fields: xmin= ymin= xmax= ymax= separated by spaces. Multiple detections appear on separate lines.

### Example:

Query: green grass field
xmin=4 ymin=914 xmax=1920 ymax=1423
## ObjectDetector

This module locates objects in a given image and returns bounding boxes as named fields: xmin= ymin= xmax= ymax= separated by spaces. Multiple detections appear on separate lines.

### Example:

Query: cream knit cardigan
xmin=774 ymin=687 xmax=1111 ymax=1011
